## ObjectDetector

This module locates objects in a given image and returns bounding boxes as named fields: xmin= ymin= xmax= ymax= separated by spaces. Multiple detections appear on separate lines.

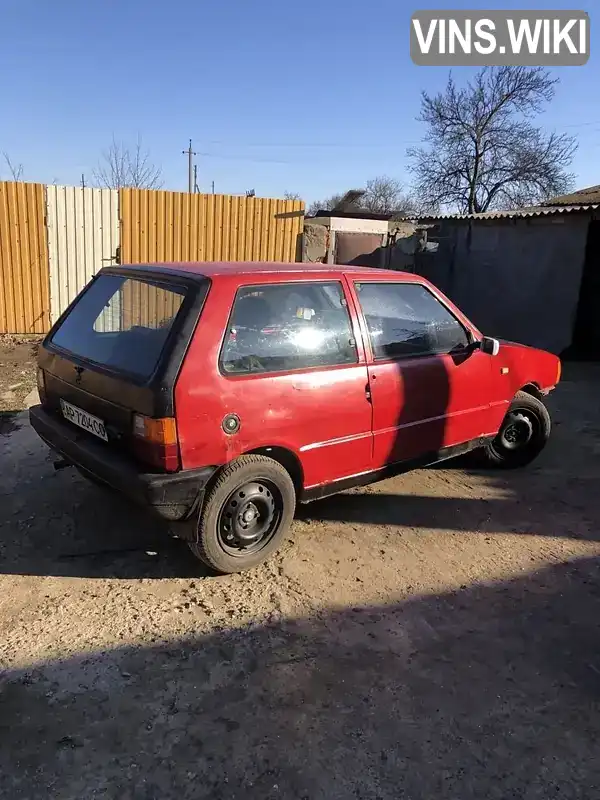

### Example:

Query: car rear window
xmin=50 ymin=274 xmax=187 ymax=380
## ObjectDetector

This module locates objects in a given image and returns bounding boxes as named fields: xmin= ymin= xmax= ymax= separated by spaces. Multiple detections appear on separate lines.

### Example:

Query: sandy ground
xmin=0 ymin=335 xmax=41 ymax=434
xmin=1 ymin=344 xmax=599 ymax=798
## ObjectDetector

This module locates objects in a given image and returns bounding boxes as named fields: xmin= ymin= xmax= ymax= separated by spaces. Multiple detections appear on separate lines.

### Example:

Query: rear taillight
xmin=132 ymin=414 xmax=179 ymax=472
xmin=556 ymin=360 xmax=562 ymax=384
xmin=36 ymin=368 xmax=47 ymax=405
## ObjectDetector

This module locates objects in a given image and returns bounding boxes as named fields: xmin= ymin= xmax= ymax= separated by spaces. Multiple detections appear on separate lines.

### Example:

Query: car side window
xmin=355 ymin=282 xmax=470 ymax=359
xmin=220 ymin=281 xmax=358 ymax=375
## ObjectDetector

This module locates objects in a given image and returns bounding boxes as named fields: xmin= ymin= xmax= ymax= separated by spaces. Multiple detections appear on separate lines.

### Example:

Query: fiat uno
xmin=30 ymin=262 xmax=561 ymax=573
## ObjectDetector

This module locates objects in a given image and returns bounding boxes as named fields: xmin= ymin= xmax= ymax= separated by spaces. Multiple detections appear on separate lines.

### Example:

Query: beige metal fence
xmin=46 ymin=185 xmax=119 ymax=323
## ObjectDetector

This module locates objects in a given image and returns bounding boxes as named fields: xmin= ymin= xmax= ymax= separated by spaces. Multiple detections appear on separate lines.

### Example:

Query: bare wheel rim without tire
xmin=216 ymin=479 xmax=283 ymax=557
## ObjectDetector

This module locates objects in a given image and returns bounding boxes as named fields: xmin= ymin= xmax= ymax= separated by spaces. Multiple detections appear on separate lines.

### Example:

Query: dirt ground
xmin=1 ymin=341 xmax=600 ymax=798
xmin=0 ymin=335 xmax=41 ymax=434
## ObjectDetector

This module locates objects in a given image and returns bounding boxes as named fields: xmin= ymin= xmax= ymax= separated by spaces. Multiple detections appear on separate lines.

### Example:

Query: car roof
xmin=114 ymin=261 xmax=419 ymax=282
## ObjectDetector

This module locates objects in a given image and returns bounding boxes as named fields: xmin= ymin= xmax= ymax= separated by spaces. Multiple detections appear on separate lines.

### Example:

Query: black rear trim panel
xmin=30 ymin=405 xmax=217 ymax=521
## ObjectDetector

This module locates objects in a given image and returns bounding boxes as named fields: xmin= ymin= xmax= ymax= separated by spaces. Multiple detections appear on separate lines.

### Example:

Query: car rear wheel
xmin=187 ymin=455 xmax=296 ymax=574
xmin=479 ymin=390 xmax=551 ymax=468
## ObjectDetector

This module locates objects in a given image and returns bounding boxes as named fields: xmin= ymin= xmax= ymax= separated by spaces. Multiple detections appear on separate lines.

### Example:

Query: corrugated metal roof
xmin=542 ymin=185 xmax=600 ymax=206
xmin=418 ymin=203 xmax=600 ymax=221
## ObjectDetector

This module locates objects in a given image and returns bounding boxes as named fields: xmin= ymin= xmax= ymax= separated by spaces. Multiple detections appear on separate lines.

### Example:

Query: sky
xmin=0 ymin=0 xmax=598 ymax=205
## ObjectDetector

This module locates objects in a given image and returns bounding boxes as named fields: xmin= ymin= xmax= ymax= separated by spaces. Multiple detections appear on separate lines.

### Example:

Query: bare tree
xmin=361 ymin=176 xmax=414 ymax=217
xmin=307 ymin=193 xmax=347 ymax=216
xmin=283 ymin=191 xmax=302 ymax=201
xmin=308 ymin=179 xmax=415 ymax=218
xmin=2 ymin=153 xmax=23 ymax=180
xmin=408 ymin=67 xmax=577 ymax=214
xmin=93 ymin=137 xmax=163 ymax=189
xmin=126 ymin=138 xmax=163 ymax=189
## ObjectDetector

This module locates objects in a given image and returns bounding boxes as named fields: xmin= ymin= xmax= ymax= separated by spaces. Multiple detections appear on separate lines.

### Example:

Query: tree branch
xmin=408 ymin=66 xmax=576 ymax=214
xmin=2 ymin=153 xmax=23 ymax=181
xmin=93 ymin=137 xmax=163 ymax=190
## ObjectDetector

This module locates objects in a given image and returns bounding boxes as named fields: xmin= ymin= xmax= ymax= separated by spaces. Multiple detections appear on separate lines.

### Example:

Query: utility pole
xmin=193 ymin=164 xmax=199 ymax=193
xmin=211 ymin=180 xmax=215 ymax=195
xmin=182 ymin=139 xmax=196 ymax=193
xmin=81 ymin=173 xmax=86 ymax=189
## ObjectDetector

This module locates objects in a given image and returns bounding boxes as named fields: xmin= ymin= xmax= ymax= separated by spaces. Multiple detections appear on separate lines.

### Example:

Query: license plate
xmin=60 ymin=400 xmax=108 ymax=442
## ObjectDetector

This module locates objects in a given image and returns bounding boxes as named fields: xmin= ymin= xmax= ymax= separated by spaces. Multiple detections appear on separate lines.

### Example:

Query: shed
xmin=414 ymin=202 xmax=600 ymax=357
xmin=303 ymin=210 xmax=393 ymax=267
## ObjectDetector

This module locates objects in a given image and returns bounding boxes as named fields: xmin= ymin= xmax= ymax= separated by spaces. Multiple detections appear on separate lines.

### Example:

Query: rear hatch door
xmin=38 ymin=267 xmax=207 ymax=461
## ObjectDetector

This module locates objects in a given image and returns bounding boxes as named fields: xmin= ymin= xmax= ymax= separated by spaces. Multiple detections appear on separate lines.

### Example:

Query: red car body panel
xmin=172 ymin=263 xmax=561 ymax=491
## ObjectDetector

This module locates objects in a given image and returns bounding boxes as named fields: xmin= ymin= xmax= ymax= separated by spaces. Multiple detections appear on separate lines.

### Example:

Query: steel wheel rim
xmin=492 ymin=408 xmax=539 ymax=456
xmin=217 ymin=479 xmax=283 ymax=557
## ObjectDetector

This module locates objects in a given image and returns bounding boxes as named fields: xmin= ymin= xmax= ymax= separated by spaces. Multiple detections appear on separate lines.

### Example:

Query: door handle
xmin=365 ymin=384 xmax=372 ymax=402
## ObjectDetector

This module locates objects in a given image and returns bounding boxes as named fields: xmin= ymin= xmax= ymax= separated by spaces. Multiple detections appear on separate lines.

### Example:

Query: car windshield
xmin=50 ymin=273 xmax=187 ymax=380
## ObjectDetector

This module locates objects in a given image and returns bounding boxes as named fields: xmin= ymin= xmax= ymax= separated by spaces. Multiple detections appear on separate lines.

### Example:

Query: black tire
xmin=479 ymin=390 xmax=551 ymax=468
xmin=187 ymin=455 xmax=296 ymax=574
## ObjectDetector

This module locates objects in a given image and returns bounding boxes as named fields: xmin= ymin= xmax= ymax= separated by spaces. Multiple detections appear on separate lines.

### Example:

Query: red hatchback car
xmin=30 ymin=262 xmax=561 ymax=573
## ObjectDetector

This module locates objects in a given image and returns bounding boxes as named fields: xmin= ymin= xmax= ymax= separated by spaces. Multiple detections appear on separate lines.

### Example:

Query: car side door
xmin=349 ymin=279 xmax=499 ymax=467
xmin=212 ymin=278 xmax=374 ymax=489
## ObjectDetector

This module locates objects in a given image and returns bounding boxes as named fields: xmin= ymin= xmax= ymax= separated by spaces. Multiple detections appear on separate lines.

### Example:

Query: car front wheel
xmin=187 ymin=454 xmax=296 ymax=574
xmin=479 ymin=390 xmax=552 ymax=468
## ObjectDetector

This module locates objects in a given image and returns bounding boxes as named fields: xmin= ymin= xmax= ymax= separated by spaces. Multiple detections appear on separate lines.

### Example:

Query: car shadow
xmin=298 ymin=477 xmax=600 ymax=541
xmin=299 ymin=365 xmax=600 ymax=542
xmin=0 ymin=410 xmax=23 ymax=437
xmin=0 ymin=412 xmax=211 ymax=579
xmin=2 ymin=555 xmax=600 ymax=798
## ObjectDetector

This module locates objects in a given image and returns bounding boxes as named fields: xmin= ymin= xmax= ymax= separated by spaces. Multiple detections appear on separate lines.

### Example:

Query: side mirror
xmin=480 ymin=336 xmax=500 ymax=356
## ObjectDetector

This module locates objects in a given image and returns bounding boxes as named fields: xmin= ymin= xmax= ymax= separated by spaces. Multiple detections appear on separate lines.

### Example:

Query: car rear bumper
xmin=29 ymin=405 xmax=217 ymax=521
